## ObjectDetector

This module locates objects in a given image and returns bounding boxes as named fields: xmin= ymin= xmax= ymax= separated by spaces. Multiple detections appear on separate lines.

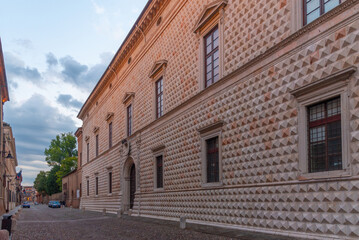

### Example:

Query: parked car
xmin=22 ymin=201 xmax=30 ymax=208
xmin=48 ymin=201 xmax=61 ymax=208
xmin=34 ymin=202 xmax=39 ymax=205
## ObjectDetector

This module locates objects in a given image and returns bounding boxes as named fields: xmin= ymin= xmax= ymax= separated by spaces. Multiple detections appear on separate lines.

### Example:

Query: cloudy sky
xmin=0 ymin=0 xmax=147 ymax=186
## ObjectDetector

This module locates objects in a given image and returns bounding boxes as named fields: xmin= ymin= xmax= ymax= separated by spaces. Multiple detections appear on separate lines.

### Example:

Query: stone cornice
xmin=78 ymin=0 xmax=168 ymax=119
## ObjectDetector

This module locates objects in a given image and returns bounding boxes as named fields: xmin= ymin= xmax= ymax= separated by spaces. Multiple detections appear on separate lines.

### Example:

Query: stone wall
xmin=80 ymin=0 xmax=359 ymax=239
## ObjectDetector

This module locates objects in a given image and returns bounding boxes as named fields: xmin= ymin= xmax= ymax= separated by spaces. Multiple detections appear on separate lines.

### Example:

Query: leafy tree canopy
xmin=34 ymin=171 xmax=47 ymax=195
xmin=44 ymin=132 xmax=78 ymax=166
xmin=56 ymin=156 xmax=78 ymax=189
xmin=46 ymin=165 xmax=61 ymax=195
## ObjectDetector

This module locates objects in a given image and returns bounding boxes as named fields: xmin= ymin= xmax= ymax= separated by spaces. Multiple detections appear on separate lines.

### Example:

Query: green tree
xmin=55 ymin=156 xmax=78 ymax=189
xmin=46 ymin=165 xmax=61 ymax=195
xmin=44 ymin=132 xmax=78 ymax=166
xmin=34 ymin=171 xmax=47 ymax=195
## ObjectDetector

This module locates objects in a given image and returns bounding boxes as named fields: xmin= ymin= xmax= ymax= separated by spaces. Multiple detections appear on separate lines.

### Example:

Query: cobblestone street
xmin=13 ymin=205 xmax=230 ymax=240
xmin=12 ymin=205 xmax=300 ymax=240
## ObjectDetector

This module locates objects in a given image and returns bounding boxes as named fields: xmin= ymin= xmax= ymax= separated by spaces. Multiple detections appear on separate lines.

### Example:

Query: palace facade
xmin=77 ymin=0 xmax=359 ymax=239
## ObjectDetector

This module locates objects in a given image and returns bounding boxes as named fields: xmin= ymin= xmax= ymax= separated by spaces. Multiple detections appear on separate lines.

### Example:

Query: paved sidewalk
xmin=13 ymin=205 xmax=303 ymax=240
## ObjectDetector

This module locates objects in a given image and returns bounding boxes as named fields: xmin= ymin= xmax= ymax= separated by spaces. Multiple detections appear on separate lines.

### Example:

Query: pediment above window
xmin=105 ymin=112 xmax=114 ymax=121
xmin=122 ymin=92 xmax=135 ymax=104
xmin=93 ymin=126 xmax=99 ymax=133
xmin=84 ymin=136 xmax=90 ymax=142
xmin=290 ymin=66 xmax=356 ymax=98
xmin=193 ymin=0 xmax=227 ymax=33
xmin=148 ymin=60 xmax=168 ymax=78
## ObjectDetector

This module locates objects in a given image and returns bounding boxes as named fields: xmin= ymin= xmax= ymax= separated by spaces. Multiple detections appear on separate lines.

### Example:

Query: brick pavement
xmin=12 ymin=205 xmax=302 ymax=240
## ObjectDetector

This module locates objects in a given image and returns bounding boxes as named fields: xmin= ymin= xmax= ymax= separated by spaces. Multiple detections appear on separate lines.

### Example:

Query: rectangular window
xmin=308 ymin=97 xmax=342 ymax=173
xmin=156 ymin=78 xmax=163 ymax=119
xmin=95 ymin=135 xmax=99 ymax=157
xmin=87 ymin=143 xmax=89 ymax=163
xmin=109 ymin=172 xmax=112 ymax=194
xmin=109 ymin=122 xmax=112 ymax=149
xmin=95 ymin=177 xmax=98 ymax=195
xmin=156 ymin=155 xmax=163 ymax=188
xmin=127 ymin=104 xmax=132 ymax=136
xmin=80 ymin=152 xmax=82 ymax=166
xmin=206 ymin=136 xmax=219 ymax=183
xmin=86 ymin=180 xmax=89 ymax=196
xmin=80 ymin=183 xmax=82 ymax=197
xmin=204 ymin=26 xmax=219 ymax=88
xmin=303 ymin=0 xmax=341 ymax=25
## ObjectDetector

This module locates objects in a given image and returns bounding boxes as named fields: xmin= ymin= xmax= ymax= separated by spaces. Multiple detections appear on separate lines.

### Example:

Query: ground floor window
xmin=308 ymin=97 xmax=342 ymax=172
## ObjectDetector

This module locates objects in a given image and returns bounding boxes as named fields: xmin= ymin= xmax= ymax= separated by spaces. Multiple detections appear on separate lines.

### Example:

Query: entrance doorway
xmin=129 ymin=164 xmax=136 ymax=209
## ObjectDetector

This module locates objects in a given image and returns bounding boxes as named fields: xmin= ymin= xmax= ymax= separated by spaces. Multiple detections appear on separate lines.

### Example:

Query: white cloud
xmin=91 ymin=0 xmax=105 ymax=14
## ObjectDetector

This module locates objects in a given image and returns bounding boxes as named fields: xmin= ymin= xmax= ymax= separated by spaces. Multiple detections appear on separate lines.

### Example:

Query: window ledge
xmin=154 ymin=187 xmax=164 ymax=192
xmin=107 ymin=193 xmax=113 ymax=197
xmin=202 ymin=182 xmax=223 ymax=188
xmin=298 ymin=169 xmax=351 ymax=181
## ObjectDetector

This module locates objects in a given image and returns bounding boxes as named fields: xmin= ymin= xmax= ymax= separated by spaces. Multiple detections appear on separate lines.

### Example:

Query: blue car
xmin=48 ymin=201 xmax=61 ymax=208
xmin=22 ymin=201 xmax=30 ymax=208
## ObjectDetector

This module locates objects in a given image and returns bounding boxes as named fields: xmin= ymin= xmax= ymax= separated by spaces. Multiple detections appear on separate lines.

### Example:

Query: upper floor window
xmin=127 ymin=104 xmax=132 ymax=136
xmin=95 ymin=134 xmax=99 ymax=157
xmin=86 ymin=143 xmax=89 ymax=163
xmin=204 ymin=26 xmax=219 ymax=88
xmin=308 ymin=97 xmax=342 ymax=173
xmin=303 ymin=0 xmax=341 ymax=25
xmin=156 ymin=77 xmax=163 ymax=119
xmin=109 ymin=122 xmax=112 ymax=149
xmin=79 ymin=152 xmax=82 ymax=166
xmin=86 ymin=179 xmax=89 ymax=196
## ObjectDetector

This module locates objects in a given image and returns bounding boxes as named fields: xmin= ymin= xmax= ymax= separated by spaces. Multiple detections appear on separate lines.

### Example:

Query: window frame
xmin=307 ymin=97 xmax=342 ymax=173
xmin=156 ymin=155 xmax=164 ymax=189
xmin=205 ymin=136 xmax=220 ymax=183
xmin=86 ymin=179 xmax=89 ymax=196
xmin=155 ymin=77 xmax=164 ymax=119
xmin=127 ymin=104 xmax=132 ymax=137
xmin=302 ymin=0 xmax=342 ymax=26
xmin=86 ymin=142 xmax=89 ymax=163
xmin=204 ymin=25 xmax=220 ymax=88
xmin=95 ymin=176 xmax=99 ymax=196
xmin=95 ymin=134 xmax=99 ymax=157
xmin=109 ymin=122 xmax=113 ymax=149
xmin=108 ymin=171 xmax=112 ymax=194
xmin=199 ymin=123 xmax=223 ymax=187
xmin=153 ymin=150 xmax=165 ymax=191
xmin=294 ymin=73 xmax=351 ymax=179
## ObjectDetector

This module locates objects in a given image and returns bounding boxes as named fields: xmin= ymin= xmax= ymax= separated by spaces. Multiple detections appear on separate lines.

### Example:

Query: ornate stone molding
xmin=193 ymin=0 xmax=228 ymax=33
xmin=122 ymin=92 xmax=135 ymax=104
xmin=93 ymin=126 xmax=99 ymax=133
xmin=197 ymin=121 xmax=224 ymax=135
xmin=290 ymin=66 xmax=356 ymax=97
xmin=148 ymin=60 xmax=167 ymax=78
xmin=151 ymin=144 xmax=165 ymax=153
xmin=105 ymin=112 xmax=114 ymax=121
